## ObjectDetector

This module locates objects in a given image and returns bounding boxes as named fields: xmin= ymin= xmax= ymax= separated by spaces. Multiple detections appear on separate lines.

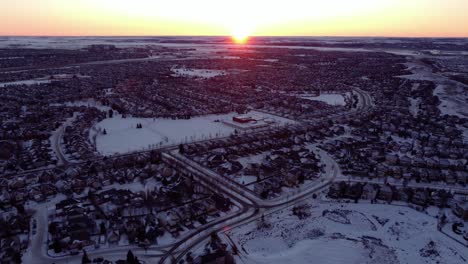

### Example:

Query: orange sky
xmin=1 ymin=0 xmax=467 ymax=37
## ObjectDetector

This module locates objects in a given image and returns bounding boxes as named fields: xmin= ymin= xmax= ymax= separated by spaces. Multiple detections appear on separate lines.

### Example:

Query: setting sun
xmin=232 ymin=33 xmax=249 ymax=44
xmin=231 ymin=22 xmax=252 ymax=44
xmin=1 ymin=0 xmax=468 ymax=37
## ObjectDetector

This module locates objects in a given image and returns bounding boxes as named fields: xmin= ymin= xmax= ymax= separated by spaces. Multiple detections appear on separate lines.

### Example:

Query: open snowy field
xmin=399 ymin=61 xmax=468 ymax=119
xmin=0 ymin=79 xmax=51 ymax=88
xmin=299 ymin=93 xmax=347 ymax=106
xmin=91 ymin=111 xmax=296 ymax=155
xmin=433 ymin=84 xmax=468 ymax=118
xmin=0 ymin=74 xmax=89 ymax=88
xmin=50 ymin=99 xmax=113 ymax=112
xmin=226 ymin=202 xmax=467 ymax=264
xmin=171 ymin=67 xmax=227 ymax=78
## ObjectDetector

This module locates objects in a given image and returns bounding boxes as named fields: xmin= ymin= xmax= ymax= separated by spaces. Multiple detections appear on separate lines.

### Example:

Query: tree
xmin=186 ymin=252 xmax=194 ymax=263
xmin=49 ymin=222 xmax=59 ymax=237
xmin=178 ymin=144 xmax=184 ymax=154
xmin=14 ymin=203 xmax=25 ymax=214
xmin=162 ymin=177 xmax=169 ymax=186
xmin=298 ymin=173 xmax=305 ymax=184
xmin=82 ymin=250 xmax=91 ymax=264
xmin=257 ymin=214 xmax=271 ymax=229
xmin=210 ymin=232 xmax=220 ymax=243
xmin=232 ymin=244 xmax=239 ymax=255
xmin=52 ymin=239 xmax=62 ymax=253
xmin=127 ymin=250 xmax=135 ymax=264
xmin=103 ymin=129 xmax=107 ymax=135
xmin=100 ymin=222 xmax=106 ymax=235
xmin=136 ymin=123 xmax=143 ymax=129
xmin=13 ymin=251 xmax=22 ymax=264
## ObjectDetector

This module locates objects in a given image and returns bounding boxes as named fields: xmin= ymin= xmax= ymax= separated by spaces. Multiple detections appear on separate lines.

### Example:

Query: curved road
xmin=23 ymin=85 xmax=374 ymax=263
xmin=159 ymin=145 xmax=341 ymax=263
xmin=158 ymin=87 xmax=374 ymax=263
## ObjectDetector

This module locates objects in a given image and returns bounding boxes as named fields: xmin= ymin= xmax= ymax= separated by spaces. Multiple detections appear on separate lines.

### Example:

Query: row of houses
xmin=328 ymin=181 xmax=468 ymax=220
xmin=47 ymin=178 xmax=231 ymax=255
xmin=63 ymin=108 xmax=106 ymax=161
xmin=185 ymin=125 xmax=330 ymax=199
xmin=324 ymin=78 xmax=467 ymax=186
xmin=0 ymin=208 xmax=32 ymax=263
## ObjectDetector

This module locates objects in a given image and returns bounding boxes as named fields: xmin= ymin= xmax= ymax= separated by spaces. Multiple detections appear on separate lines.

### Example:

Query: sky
xmin=1 ymin=0 xmax=467 ymax=37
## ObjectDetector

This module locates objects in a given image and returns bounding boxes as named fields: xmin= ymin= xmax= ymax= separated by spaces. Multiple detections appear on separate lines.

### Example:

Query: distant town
xmin=0 ymin=37 xmax=467 ymax=264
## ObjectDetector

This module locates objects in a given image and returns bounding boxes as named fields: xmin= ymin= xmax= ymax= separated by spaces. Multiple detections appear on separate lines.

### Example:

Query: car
xmin=452 ymin=222 xmax=464 ymax=235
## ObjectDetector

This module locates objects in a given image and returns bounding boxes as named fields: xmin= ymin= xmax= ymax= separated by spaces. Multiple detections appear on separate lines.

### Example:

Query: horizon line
xmin=1 ymin=35 xmax=467 ymax=39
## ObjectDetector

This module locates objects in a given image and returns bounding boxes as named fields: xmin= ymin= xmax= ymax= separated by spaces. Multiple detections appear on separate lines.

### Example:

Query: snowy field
xmin=433 ymin=84 xmax=467 ymax=118
xmin=50 ymin=99 xmax=113 ymax=112
xmin=0 ymin=74 xmax=88 ymax=88
xmin=399 ymin=61 xmax=468 ymax=119
xmin=299 ymin=93 xmax=347 ymax=106
xmin=0 ymin=79 xmax=51 ymax=87
xmin=226 ymin=202 xmax=467 ymax=264
xmin=171 ymin=67 xmax=226 ymax=78
xmin=92 ymin=111 xmax=295 ymax=155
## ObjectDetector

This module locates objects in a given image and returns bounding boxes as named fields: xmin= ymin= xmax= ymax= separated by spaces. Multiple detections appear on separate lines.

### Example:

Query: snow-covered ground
xmin=408 ymin=98 xmax=421 ymax=117
xmin=433 ymin=84 xmax=467 ymax=118
xmin=299 ymin=93 xmax=347 ymax=106
xmin=92 ymin=111 xmax=295 ymax=155
xmin=0 ymin=74 xmax=89 ymax=88
xmin=50 ymin=99 xmax=113 ymax=112
xmin=399 ymin=61 xmax=468 ymax=119
xmin=226 ymin=202 xmax=467 ymax=264
xmin=0 ymin=79 xmax=51 ymax=87
xmin=171 ymin=67 xmax=226 ymax=78
xmin=240 ymin=238 xmax=369 ymax=264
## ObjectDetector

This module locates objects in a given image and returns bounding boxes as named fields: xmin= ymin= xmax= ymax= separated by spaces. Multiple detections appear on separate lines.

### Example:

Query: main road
xmin=23 ymin=86 xmax=374 ymax=263
xmin=157 ymin=87 xmax=375 ymax=263
xmin=158 ymin=145 xmax=341 ymax=264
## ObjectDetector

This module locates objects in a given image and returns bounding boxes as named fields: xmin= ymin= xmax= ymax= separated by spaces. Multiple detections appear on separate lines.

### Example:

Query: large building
xmin=232 ymin=116 xmax=255 ymax=124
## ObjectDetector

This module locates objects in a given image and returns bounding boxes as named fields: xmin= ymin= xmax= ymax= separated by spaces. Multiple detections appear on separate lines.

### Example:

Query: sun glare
xmin=231 ymin=25 xmax=251 ymax=44
xmin=232 ymin=33 xmax=248 ymax=44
